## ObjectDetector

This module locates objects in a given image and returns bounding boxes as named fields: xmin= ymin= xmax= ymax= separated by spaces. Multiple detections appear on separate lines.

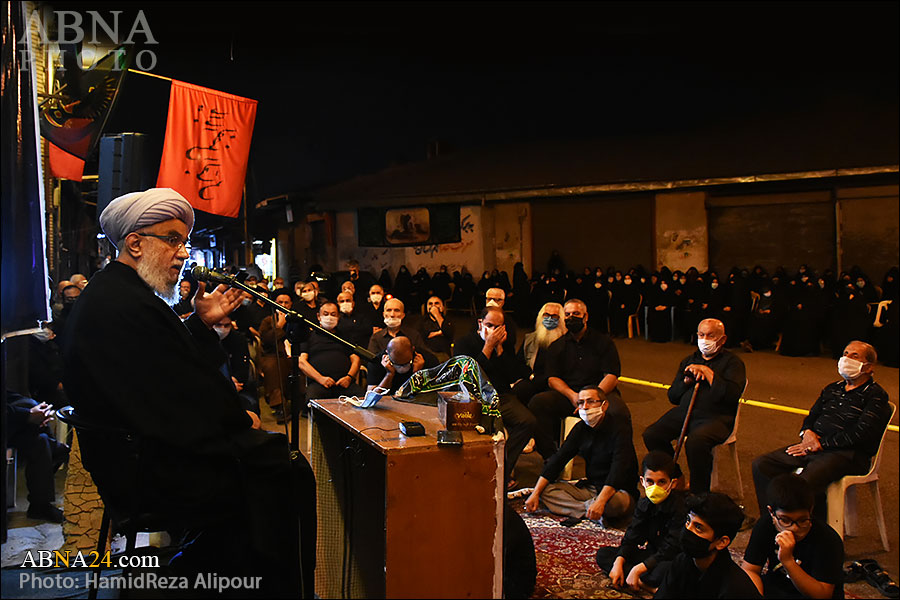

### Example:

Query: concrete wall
xmin=654 ymin=191 xmax=708 ymax=272
xmin=837 ymin=185 xmax=899 ymax=278
xmin=489 ymin=202 xmax=532 ymax=276
xmin=335 ymin=205 xmax=488 ymax=277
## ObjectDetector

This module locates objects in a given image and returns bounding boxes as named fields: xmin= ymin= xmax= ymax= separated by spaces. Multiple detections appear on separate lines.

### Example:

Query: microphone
xmin=191 ymin=265 xmax=235 ymax=286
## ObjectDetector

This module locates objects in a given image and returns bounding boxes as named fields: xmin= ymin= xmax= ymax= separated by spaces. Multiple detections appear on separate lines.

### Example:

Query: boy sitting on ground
xmin=741 ymin=473 xmax=844 ymax=599
xmin=654 ymin=492 xmax=761 ymax=598
xmin=597 ymin=451 xmax=687 ymax=593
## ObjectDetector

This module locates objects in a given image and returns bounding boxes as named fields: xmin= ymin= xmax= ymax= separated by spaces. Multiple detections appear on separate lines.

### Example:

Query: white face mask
xmin=214 ymin=326 xmax=230 ymax=340
xmin=838 ymin=356 xmax=865 ymax=380
xmin=320 ymin=315 xmax=338 ymax=330
xmin=698 ymin=337 xmax=719 ymax=356
xmin=339 ymin=301 xmax=353 ymax=314
xmin=301 ymin=291 xmax=315 ymax=301
xmin=370 ymin=293 xmax=383 ymax=304
xmin=32 ymin=329 xmax=53 ymax=342
xmin=579 ymin=406 xmax=604 ymax=427
xmin=486 ymin=298 xmax=502 ymax=308
xmin=384 ymin=316 xmax=402 ymax=329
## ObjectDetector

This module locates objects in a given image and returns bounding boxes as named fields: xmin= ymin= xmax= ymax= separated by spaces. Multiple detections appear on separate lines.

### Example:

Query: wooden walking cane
xmin=673 ymin=381 xmax=700 ymax=463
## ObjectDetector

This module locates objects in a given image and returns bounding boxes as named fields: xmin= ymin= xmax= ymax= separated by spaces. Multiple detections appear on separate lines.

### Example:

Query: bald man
xmin=642 ymin=318 xmax=747 ymax=494
xmin=368 ymin=335 xmax=426 ymax=394
xmin=61 ymin=188 xmax=314 ymax=597
xmin=752 ymin=341 xmax=891 ymax=518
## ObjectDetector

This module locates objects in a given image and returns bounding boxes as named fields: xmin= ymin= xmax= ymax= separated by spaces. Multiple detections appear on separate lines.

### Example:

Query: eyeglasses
xmin=771 ymin=512 xmax=812 ymax=529
xmin=137 ymin=233 xmax=191 ymax=251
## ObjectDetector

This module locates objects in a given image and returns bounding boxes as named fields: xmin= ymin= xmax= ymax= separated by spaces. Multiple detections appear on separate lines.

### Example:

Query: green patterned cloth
xmin=395 ymin=355 xmax=501 ymax=418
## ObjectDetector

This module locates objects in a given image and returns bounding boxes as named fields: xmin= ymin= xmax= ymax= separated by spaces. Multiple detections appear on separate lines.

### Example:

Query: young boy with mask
xmin=741 ymin=474 xmax=844 ymax=599
xmin=525 ymin=386 xmax=638 ymax=524
xmin=596 ymin=451 xmax=687 ymax=593
xmin=654 ymin=492 xmax=761 ymax=598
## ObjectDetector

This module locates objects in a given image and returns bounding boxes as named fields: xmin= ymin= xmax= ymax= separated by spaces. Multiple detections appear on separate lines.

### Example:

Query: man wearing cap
xmin=62 ymin=188 xmax=314 ymax=597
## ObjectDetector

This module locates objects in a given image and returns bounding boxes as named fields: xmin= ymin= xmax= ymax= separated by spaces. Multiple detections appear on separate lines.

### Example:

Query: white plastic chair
xmin=710 ymin=402 xmax=743 ymax=499
xmin=826 ymin=401 xmax=895 ymax=551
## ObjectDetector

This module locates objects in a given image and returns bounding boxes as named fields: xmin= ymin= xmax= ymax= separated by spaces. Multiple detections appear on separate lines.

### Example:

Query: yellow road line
xmin=619 ymin=376 xmax=899 ymax=433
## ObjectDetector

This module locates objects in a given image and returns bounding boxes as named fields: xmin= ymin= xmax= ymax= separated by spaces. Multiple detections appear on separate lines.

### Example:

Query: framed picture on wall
xmin=385 ymin=207 xmax=430 ymax=245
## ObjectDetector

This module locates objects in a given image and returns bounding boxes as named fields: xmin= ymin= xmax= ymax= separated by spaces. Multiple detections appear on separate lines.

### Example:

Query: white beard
xmin=135 ymin=247 xmax=182 ymax=304
xmin=535 ymin=325 xmax=564 ymax=350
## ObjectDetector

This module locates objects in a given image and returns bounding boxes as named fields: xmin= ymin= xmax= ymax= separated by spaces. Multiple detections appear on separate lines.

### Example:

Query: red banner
xmin=48 ymin=142 xmax=85 ymax=181
xmin=156 ymin=80 xmax=257 ymax=218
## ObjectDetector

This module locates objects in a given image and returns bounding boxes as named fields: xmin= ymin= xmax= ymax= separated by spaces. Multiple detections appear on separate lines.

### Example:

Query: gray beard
xmin=136 ymin=258 xmax=180 ymax=304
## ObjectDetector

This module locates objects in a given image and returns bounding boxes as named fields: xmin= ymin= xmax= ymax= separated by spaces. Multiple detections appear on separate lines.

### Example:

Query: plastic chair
xmin=709 ymin=402 xmax=743 ymax=499
xmin=825 ymin=401 xmax=895 ymax=551
xmin=559 ymin=416 xmax=580 ymax=480
xmin=627 ymin=295 xmax=643 ymax=338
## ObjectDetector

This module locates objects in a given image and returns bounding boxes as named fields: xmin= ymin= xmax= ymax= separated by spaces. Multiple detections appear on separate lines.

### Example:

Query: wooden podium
xmin=309 ymin=397 xmax=504 ymax=599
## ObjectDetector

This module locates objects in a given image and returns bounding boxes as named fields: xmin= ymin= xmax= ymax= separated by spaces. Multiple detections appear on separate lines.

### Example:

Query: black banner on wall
xmin=357 ymin=205 xmax=461 ymax=247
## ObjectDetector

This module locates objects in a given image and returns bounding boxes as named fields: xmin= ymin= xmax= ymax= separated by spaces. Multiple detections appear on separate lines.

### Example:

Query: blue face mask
xmin=542 ymin=316 xmax=559 ymax=330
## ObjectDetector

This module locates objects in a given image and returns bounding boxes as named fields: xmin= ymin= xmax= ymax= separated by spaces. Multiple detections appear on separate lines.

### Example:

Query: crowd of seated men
xmin=22 ymin=254 xmax=896 ymax=598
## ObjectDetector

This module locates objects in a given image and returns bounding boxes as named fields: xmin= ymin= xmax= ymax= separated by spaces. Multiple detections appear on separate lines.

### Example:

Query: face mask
xmin=680 ymin=527 xmax=715 ymax=559
xmin=370 ymin=294 xmax=383 ymax=304
xmin=301 ymin=291 xmax=315 ymax=301
xmin=819 ymin=281 xmax=825 ymax=289
xmin=478 ymin=327 xmax=488 ymax=341
xmin=578 ymin=406 xmax=604 ymax=427
xmin=565 ymin=316 xmax=584 ymax=333
xmin=339 ymin=301 xmax=353 ymax=314
xmin=644 ymin=483 xmax=671 ymax=505
xmin=241 ymin=297 xmax=252 ymax=306
xmin=763 ymin=291 xmax=772 ymax=297
xmin=660 ymin=284 xmax=668 ymax=291
xmin=384 ymin=316 xmax=402 ymax=329
xmin=393 ymin=361 xmax=412 ymax=374
xmin=623 ymin=278 xmax=631 ymax=285
xmin=486 ymin=298 xmax=501 ymax=307
xmin=698 ymin=337 xmax=718 ymax=356
xmin=838 ymin=356 xmax=864 ymax=380
xmin=320 ymin=315 xmax=338 ymax=330
xmin=594 ymin=281 xmax=602 ymax=288
xmin=542 ymin=316 xmax=559 ymax=330
xmin=711 ymin=282 xmax=719 ymax=289
xmin=32 ymin=329 xmax=53 ymax=342
xmin=213 ymin=326 xmax=230 ymax=340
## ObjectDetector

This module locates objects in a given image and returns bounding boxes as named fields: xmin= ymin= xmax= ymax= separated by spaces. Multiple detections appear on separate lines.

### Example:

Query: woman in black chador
xmin=645 ymin=276 xmax=675 ymax=342
xmin=609 ymin=271 xmax=640 ymax=337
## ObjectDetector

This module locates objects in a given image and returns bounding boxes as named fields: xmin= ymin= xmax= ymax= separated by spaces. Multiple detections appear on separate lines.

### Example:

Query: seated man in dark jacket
xmin=62 ymin=188 xmax=314 ymax=598
xmin=597 ymin=451 xmax=686 ymax=593
xmin=643 ymin=318 xmax=746 ymax=493
xmin=525 ymin=386 xmax=638 ymax=523
xmin=654 ymin=492 xmax=762 ymax=599
xmin=454 ymin=306 xmax=535 ymax=487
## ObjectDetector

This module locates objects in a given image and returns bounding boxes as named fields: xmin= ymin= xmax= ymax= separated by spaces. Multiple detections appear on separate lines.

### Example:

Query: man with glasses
xmin=527 ymin=298 xmax=627 ymax=461
xmin=367 ymin=336 xmax=426 ymax=394
xmin=742 ymin=474 xmax=844 ymax=599
xmin=642 ymin=318 xmax=746 ymax=494
xmin=62 ymin=188 xmax=315 ymax=597
xmin=525 ymin=386 xmax=638 ymax=523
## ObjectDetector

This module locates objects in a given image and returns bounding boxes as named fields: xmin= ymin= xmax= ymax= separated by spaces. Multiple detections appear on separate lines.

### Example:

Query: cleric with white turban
xmin=100 ymin=187 xmax=194 ymax=249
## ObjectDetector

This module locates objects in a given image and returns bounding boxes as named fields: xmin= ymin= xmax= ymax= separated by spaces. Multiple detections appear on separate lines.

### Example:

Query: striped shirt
xmin=802 ymin=379 xmax=891 ymax=456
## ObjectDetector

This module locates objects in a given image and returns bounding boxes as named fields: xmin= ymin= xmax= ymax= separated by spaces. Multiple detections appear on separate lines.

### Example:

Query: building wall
xmin=531 ymin=194 xmax=655 ymax=274
xmin=335 ymin=205 xmax=487 ymax=278
xmin=837 ymin=185 xmax=899 ymax=278
xmin=654 ymin=191 xmax=708 ymax=272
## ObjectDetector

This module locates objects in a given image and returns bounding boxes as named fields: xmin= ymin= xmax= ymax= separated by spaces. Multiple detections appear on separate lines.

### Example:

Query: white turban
xmin=100 ymin=188 xmax=194 ymax=249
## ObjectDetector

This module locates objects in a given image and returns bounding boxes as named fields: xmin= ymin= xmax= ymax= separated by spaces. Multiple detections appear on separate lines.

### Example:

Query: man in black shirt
xmin=654 ymin=492 xmax=762 ymax=599
xmin=213 ymin=315 xmax=258 ymax=414
xmin=298 ymin=302 xmax=363 ymax=400
xmin=742 ymin=473 xmax=844 ymax=599
xmin=366 ymin=297 xmax=438 ymax=371
xmin=525 ymin=386 xmax=638 ymax=522
xmin=528 ymin=298 xmax=627 ymax=461
xmin=643 ymin=318 xmax=746 ymax=493
xmin=597 ymin=451 xmax=687 ymax=592
xmin=752 ymin=340 xmax=891 ymax=518
xmin=334 ymin=291 xmax=373 ymax=348
xmin=367 ymin=336 xmax=427 ymax=394
xmin=454 ymin=307 xmax=535 ymax=486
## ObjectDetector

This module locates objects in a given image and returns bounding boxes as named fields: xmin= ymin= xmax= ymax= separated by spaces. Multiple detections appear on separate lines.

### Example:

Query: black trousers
xmin=528 ymin=388 xmax=630 ymax=461
xmin=8 ymin=397 xmax=69 ymax=507
xmin=642 ymin=407 xmax=733 ymax=494
xmin=752 ymin=446 xmax=870 ymax=517
xmin=498 ymin=392 xmax=537 ymax=482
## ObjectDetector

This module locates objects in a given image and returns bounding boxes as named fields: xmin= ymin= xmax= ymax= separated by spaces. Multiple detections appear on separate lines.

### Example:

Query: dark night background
xmin=68 ymin=1 xmax=898 ymax=213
